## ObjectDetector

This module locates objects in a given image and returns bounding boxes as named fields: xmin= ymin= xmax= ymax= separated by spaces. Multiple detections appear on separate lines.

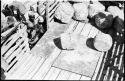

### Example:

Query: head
xmin=28 ymin=12 xmax=35 ymax=21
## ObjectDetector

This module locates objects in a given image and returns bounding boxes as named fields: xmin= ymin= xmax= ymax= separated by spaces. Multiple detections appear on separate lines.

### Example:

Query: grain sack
xmin=55 ymin=2 xmax=74 ymax=23
xmin=94 ymin=12 xmax=113 ymax=29
xmin=94 ymin=32 xmax=113 ymax=52
xmin=73 ymin=3 xmax=88 ymax=21
xmin=107 ymin=6 xmax=124 ymax=20
xmin=88 ymin=2 xmax=105 ymax=18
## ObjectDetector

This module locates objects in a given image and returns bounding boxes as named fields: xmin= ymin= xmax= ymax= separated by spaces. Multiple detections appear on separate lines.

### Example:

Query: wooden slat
xmin=1 ymin=27 xmax=16 ymax=37
xmin=6 ymin=54 xmax=32 ymax=79
xmin=48 ymin=1 xmax=59 ymax=12
xmin=21 ymin=56 xmax=41 ymax=79
xmin=12 ymin=54 xmax=33 ymax=77
xmin=6 ymin=52 xmax=30 ymax=75
xmin=80 ymin=76 xmax=91 ymax=80
xmin=48 ymin=0 xmax=56 ymax=7
xmin=56 ymin=70 xmax=72 ymax=80
xmin=68 ymin=73 xmax=81 ymax=80
xmin=5 ymin=52 xmax=30 ymax=79
xmin=48 ymin=5 xmax=59 ymax=22
xmin=6 ymin=46 xmax=27 ymax=72
xmin=49 ymin=2 xmax=59 ymax=17
xmin=6 ymin=36 xmax=29 ymax=64
xmin=80 ymin=23 xmax=92 ymax=37
xmin=91 ymin=52 xmax=104 ymax=80
xmin=43 ymin=67 xmax=61 ymax=80
xmin=4 ymin=38 xmax=24 ymax=60
xmin=31 ymin=48 xmax=61 ymax=80
xmin=73 ymin=22 xmax=86 ymax=35
xmin=6 ymin=38 xmax=26 ymax=63
xmin=1 ymin=33 xmax=20 ymax=56
xmin=26 ymin=57 xmax=45 ymax=79
xmin=18 ymin=56 xmax=37 ymax=78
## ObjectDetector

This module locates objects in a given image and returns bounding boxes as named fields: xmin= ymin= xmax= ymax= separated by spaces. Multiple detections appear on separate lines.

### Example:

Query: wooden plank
xmin=21 ymin=56 xmax=41 ymax=79
xmin=6 ymin=37 xmax=29 ymax=64
xmin=12 ymin=54 xmax=33 ymax=77
xmin=48 ymin=4 xmax=59 ymax=22
xmin=1 ymin=27 xmax=16 ymax=37
xmin=26 ymin=57 xmax=45 ymax=79
xmin=1 ymin=33 xmax=20 ymax=56
xmin=80 ymin=23 xmax=92 ymax=37
xmin=6 ymin=38 xmax=26 ymax=63
xmin=48 ymin=0 xmax=56 ymax=7
xmin=6 ymin=52 xmax=30 ymax=75
xmin=80 ymin=75 xmax=91 ymax=80
xmin=18 ymin=56 xmax=37 ymax=77
xmin=5 ymin=52 xmax=30 ymax=79
xmin=68 ymin=73 xmax=81 ymax=80
xmin=43 ymin=67 xmax=61 ymax=80
xmin=56 ymin=70 xmax=72 ymax=80
xmin=73 ymin=22 xmax=86 ymax=35
xmin=6 ymin=54 xmax=33 ymax=79
xmin=48 ymin=1 xmax=59 ymax=12
xmin=49 ymin=2 xmax=59 ymax=17
xmin=91 ymin=52 xmax=104 ymax=80
xmin=31 ymin=47 xmax=61 ymax=80
xmin=4 ymin=38 xmax=24 ymax=60
xmin=6 ymin=46 xmax=27 ymax=72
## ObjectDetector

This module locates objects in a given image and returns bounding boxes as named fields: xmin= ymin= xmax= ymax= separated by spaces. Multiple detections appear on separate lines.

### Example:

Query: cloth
xmin=94 ymin=12 xmax=113 ymax=29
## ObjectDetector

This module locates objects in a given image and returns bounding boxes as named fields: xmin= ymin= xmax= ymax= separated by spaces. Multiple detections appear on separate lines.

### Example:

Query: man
xmin=24 ymin=11 xmax=44 ymax=48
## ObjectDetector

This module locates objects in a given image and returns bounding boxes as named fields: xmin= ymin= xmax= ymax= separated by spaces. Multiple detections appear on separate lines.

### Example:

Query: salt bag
xmin=94 ymin=32 xmax=113 ymax=52
xmin=55 ymin=2 xmax=74 ymax=23
xmin=73 ymin=3 xmax=88 ymax=21
xmin=107 ymin=6 xmax=124 ymax=20
xmin=88 ymin=2 xmax=105 ymax=18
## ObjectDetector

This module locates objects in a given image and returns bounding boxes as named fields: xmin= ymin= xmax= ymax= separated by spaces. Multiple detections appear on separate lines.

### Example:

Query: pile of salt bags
xmin=73 ymin=2 xmax=88 ymax=21
xmin=55 ymin=2 xmax=74 ymax=23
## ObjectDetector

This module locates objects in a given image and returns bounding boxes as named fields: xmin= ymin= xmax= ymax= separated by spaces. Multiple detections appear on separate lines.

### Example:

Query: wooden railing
xmin=1 ymin=22 xmax=30 ymax=72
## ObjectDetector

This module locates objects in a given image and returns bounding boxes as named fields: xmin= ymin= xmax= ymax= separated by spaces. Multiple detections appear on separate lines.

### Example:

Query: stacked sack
xmin=55 ymin=2 xmax=74 ymax=23
xmin=73 ymin=2 xmax=88 ymax=21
